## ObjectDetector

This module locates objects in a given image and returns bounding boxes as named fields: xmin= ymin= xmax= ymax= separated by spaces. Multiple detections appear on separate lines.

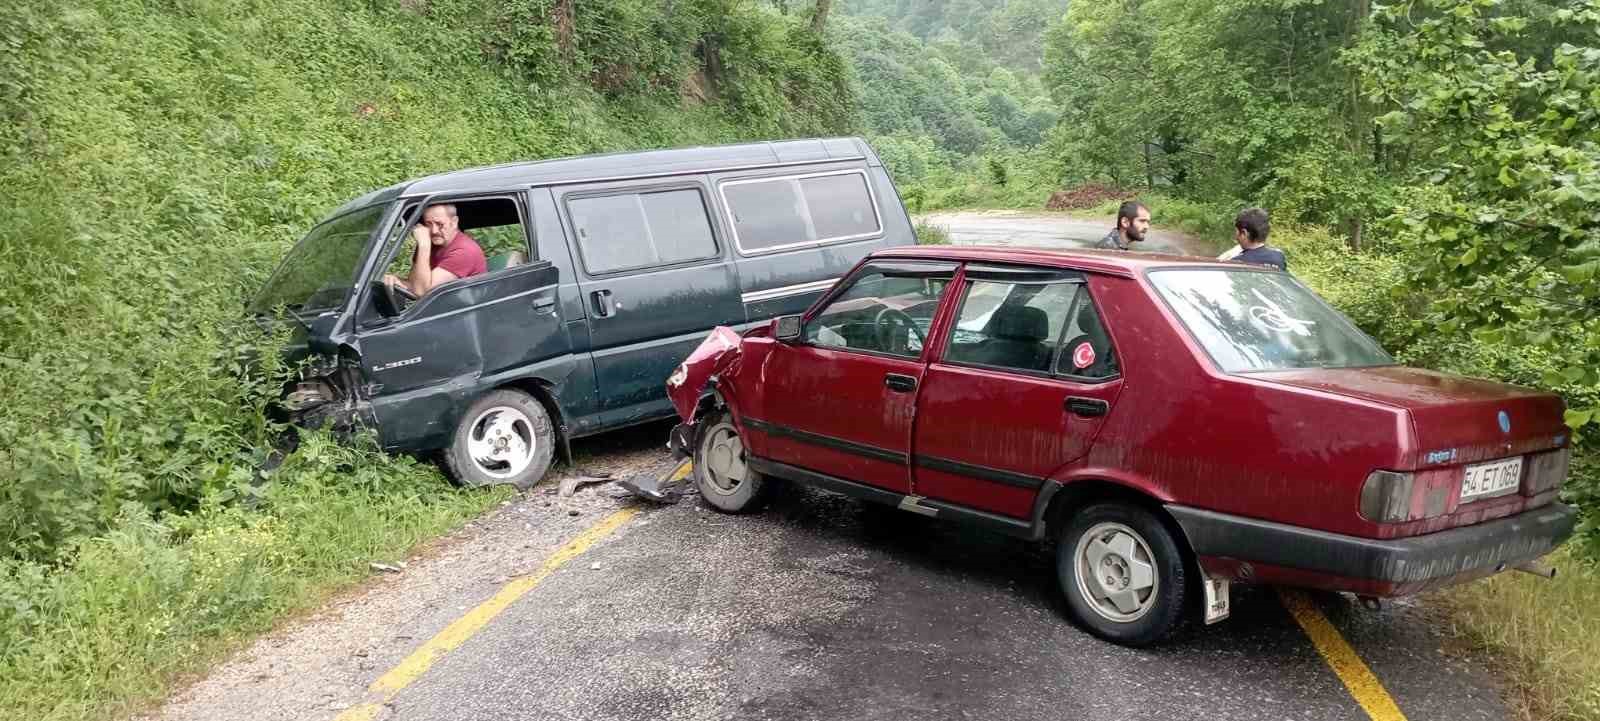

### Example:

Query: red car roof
xmin=870 ymin=245 xmax=1255 ymax=278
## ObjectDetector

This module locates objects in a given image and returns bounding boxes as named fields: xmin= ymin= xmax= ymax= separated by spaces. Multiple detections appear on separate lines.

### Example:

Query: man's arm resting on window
xmin=419 ymin=267 xmax=458 ymax=295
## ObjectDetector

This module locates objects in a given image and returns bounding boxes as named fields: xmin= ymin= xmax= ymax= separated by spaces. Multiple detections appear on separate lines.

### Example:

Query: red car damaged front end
xmin=666 ymin=325 xmax=764 ymax=457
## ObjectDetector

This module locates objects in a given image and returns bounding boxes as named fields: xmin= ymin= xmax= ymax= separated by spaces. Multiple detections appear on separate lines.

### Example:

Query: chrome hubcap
xmin=466 ymin=406 xmax=535 ymax=479
xmin=1074 ymin=522 xmax=1159 ymax=623
xmin=701 ymin=424 xmax=747 ymax=496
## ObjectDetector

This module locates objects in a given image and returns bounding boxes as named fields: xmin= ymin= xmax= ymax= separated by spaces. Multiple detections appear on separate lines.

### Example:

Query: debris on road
xmin=616 ymin=458 xmax=695 ymax=504
xmin=369 ymin=562 xmax=406 ymax=574
xmin=558 ymin=472 xmax=614 ymax=498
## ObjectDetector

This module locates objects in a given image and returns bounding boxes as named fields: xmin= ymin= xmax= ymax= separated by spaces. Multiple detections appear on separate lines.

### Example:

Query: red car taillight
xmin=1360 ymin=468 xmax=1458 ymax=523
xmin=1360 ymin=470 xmax=1412 ymax=523
xmin=1524 ymin=446 xmax=1571 ymax=496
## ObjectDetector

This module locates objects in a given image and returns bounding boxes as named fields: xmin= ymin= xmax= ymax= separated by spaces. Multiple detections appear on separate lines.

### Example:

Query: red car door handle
xmin=884 ymin=373 xmax=917 ymax=393
xmin=1066 ymin=397 xmax=1109 ymax=417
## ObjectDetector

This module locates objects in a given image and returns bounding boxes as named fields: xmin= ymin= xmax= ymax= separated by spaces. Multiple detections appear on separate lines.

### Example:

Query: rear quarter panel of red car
xmin=1066 ymin=274 xmax=1413 ymax=538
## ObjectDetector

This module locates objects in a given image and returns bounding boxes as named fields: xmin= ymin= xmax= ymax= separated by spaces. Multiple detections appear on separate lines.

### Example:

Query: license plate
xmin=1460 ymin=457 xmax=1523 ymax=502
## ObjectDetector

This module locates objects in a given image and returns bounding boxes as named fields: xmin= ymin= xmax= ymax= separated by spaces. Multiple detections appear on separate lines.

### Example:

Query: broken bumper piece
xmin=616 ymin=459 xmax=695 ymax=504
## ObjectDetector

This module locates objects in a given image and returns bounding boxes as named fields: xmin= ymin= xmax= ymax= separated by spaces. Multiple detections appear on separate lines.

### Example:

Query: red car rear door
xmin=912 ymin=265 xmax=1124 ymax=518
xmin=748 ymin=260 xmax=959 ymax=494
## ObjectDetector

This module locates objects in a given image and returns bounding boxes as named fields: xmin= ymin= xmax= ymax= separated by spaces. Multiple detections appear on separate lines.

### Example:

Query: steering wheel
xmin=379 ymin=280 xmax=417 ymax=315
xmin=873 ymin=306 xmax=925 ymax=354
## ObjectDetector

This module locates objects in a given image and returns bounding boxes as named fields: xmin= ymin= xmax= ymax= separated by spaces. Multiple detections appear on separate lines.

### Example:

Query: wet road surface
xmin=152 ymin=425 xmax=1513 ymax=721
xmin=918 ymin=210 xmax=1219 ymax=256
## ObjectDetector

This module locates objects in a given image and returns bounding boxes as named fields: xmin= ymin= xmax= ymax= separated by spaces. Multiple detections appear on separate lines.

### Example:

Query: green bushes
xmin=0 ymin=1 xmax=851 ymax=716
xmin=484 ymin=0 xmax=854 ymax=135
xmin=0 ymin=0 xmax=848 ymax=564
xmin=1272 ymin=227 xmax=1600 ymax=557
xmin=913 ymin=221 xmax=951 ymax=245
xmin=0 ymin=437 xmax=506 ymax=721
xmin=886 ymin=148 xmax=1059 ymax=212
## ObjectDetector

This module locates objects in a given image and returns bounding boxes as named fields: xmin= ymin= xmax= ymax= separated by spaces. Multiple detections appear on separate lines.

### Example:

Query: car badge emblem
xmin=1497 ymin=410 xmax=1511 ymax=434
xmin=1425 ymin=448 xmax=1457 ymax=465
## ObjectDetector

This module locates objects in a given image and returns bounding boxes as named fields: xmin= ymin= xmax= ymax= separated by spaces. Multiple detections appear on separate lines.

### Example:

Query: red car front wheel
xmin=694 ymin=412 xmax=775 ymax=513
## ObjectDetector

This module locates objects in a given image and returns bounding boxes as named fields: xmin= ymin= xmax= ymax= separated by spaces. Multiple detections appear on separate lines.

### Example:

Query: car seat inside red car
xmin=975 ymin=304 xmax=1052 ymax=372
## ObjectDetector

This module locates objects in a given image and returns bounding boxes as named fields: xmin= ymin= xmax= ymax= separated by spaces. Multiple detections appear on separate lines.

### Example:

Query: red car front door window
xmin=748 ymin=262 xmax=957 ymax=494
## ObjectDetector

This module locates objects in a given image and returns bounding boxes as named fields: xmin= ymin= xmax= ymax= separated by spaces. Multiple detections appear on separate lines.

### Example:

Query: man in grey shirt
xmin=1095 ymin=201 xmax=1151 ymax=251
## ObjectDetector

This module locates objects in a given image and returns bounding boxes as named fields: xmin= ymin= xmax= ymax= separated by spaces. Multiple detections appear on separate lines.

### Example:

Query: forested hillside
xmin=844 ymin=0 xmax=1063 ymax=72
xmin=0 ymin=2 xmax=851 ymax=717
xmin=831 ymin=0 xmax=1067 ymax=206
xmin=0 ymin=0 xmax=849 ymax=562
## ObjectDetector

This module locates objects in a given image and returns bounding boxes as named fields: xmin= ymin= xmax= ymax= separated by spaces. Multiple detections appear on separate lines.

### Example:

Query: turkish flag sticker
xmin=1072 ymin=342 xmax=1096 ymax=369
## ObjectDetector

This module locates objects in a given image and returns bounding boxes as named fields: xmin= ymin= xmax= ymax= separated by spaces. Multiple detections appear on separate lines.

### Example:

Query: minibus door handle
xmin=591 ymin=289 xmax=615 ymax=318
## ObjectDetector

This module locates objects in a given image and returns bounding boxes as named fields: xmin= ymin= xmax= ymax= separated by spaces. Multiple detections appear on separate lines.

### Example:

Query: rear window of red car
xmin=1149 ymin=269 xmax=1393 ymax=373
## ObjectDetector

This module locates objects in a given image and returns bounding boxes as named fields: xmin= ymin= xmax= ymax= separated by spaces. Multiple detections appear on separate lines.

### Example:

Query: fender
xmin=373 ymin=354 xmax=580 ymax=453
xmin=1027 ymin=464 xmax=1180 ymax=541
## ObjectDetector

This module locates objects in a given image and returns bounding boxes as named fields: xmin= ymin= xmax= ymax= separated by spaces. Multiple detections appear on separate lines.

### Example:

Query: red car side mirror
xmin=773 ymin=315 xmax=802 ymax=343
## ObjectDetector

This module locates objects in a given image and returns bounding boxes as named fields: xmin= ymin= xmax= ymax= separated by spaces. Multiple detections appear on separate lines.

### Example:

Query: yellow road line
xmin=1278 ymin=589 xmax=1408 ymax=721
xmin=335 ymin=507 xmax=641 ymax=721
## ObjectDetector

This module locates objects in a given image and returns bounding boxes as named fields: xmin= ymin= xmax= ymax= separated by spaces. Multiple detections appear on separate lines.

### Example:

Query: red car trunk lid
xmin=1258 ymin=366 xmax=1566 ymax=464
xmin=1259 ymin=366 xmax=1569 ymax=536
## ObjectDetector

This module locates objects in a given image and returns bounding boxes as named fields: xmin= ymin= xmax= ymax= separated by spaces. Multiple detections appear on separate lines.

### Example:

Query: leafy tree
xmin=1041 ymin=0 xmax=1169 ymax=188
xmin=1040 ymin=0 xmax=1387 ymax=234
xmin=1355 ymin=0 xmax=1600 ymax=430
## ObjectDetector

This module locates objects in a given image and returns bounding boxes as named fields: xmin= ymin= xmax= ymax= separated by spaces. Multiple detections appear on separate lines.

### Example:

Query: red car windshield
xmin=1149 ymin=268 xmax=1393 ymax=373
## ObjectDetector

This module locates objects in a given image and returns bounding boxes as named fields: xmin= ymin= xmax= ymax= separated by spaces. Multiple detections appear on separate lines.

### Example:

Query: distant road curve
xmin=916 ymin=209 xmax=1218 ymax=257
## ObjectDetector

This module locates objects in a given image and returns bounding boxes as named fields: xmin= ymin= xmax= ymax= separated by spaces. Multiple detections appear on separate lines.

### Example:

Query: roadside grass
xmin=1432 ymin=550 xmax=1600 ymax=721
xmin=913 ymin=220 xmax=952 ymax=245
xmin=0 ymin=435 xmax=511 ymax=721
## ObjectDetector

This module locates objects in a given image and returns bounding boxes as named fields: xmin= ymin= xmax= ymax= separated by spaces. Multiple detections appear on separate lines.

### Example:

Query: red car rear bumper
xmin=1169 ymin=502 xmax=1577 ymax=596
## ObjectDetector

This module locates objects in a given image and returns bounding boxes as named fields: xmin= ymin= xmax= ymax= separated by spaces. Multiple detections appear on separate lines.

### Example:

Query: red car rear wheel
xmin=1057 ymin=502 xmax=1188 ymax=646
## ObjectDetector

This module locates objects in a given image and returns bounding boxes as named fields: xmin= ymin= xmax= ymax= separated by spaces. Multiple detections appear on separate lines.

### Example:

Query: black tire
xmin=694 ymin=411 xmax=773 ymax=513
xmin=1056 ymin=502 xmax=1187 ymax=647
xmin=442 ymin=389 xmax=555 ymax=490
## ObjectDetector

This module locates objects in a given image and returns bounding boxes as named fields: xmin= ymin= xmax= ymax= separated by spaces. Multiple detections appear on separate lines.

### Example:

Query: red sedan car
xmin=665 ymin=246 xmax=1575 ymax=646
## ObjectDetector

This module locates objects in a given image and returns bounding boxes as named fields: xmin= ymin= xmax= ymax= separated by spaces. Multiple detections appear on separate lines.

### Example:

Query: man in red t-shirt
xmin=384 ymin=203 xmax=487 ymax=297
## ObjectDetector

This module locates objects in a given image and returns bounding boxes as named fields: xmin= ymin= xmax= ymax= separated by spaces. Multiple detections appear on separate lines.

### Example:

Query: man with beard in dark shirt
xmin=1095 ymin=201 xmax=1151 ymax=251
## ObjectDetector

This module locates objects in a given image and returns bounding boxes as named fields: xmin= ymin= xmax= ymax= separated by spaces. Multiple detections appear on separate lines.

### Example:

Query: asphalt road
xmin=917 ymin=210 xmax=1219 ymax=256
xmin=150 ymin=424 xmax=1514 ymax=721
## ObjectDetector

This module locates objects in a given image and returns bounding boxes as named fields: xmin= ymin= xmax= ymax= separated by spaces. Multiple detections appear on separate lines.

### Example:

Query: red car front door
xmin=911 ymin=267 xmax=1123 ymax=518
xmin=749 ymin=261 xmax=958 ymax=494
